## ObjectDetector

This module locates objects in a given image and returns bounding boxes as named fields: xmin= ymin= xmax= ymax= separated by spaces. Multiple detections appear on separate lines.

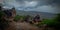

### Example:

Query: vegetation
xmin=36 ymin=13 xmax=60 ymax=30
xmin=0 ymin=4 xmax=60 ymax=30
xmin=13 ymin=12 xmax=60 ymax=30
xmin=14 ymin=15 xmax=26 ymax=22
xmin=14 ymin=15 xmax=33 ymax=22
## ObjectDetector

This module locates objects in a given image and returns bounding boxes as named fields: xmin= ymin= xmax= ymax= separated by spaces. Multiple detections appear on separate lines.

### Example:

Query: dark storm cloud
xmin=16 ymin=0 xmax=60 ymax=5
xmin=2 ymin=0 xmax=60 ymax=13
xmin=3 ymin=0 xmax=60 ymax=7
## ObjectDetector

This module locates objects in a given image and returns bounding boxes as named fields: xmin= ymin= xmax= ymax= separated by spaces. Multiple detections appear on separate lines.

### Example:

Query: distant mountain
xmin=16 ymin=10 xmax=57 ymax=19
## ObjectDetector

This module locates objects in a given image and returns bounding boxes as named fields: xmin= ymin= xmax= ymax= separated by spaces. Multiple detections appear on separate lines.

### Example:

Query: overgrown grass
xmin=36 ymin=13 xmax=60 ymax=30
xmin=14 ymin=15 xmax=33 ymax=22
xmin=14 ymin=13 xmax=60 ymax=30
xmin=14 ymin=15 xmax=26 ymax=22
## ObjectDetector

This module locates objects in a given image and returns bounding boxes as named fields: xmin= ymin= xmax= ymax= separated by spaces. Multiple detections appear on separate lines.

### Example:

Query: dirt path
xmin=16 ymin=22 xmax=40 ymax=30
xmin=6 ymin=22 xmax=54 ymax=30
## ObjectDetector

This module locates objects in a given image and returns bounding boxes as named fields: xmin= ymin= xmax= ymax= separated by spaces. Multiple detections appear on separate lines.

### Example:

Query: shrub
xmin=42 ymin=13 xmax=60 ymax=30
xmin=14 ymin=15 xmax=26 ymax=22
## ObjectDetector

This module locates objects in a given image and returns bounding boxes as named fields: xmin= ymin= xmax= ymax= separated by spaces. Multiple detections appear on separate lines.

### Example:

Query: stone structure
xmin=0 ymin=6 xmax=16 ymax=30
xmin=3 ymin=7 xmax=16 ymax=21
xmin=33 ymin=15 xmax=40 ymax=22
xmin=4 ymin=7 xmax=16 ymax=30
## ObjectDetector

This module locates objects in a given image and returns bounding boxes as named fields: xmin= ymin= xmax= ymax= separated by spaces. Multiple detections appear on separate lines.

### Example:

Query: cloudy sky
xmin=0 ymin=0 xmax=60 ymax=13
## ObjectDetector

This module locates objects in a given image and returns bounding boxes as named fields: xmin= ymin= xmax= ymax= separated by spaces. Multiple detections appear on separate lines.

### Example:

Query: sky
xmin=0 ymin=0 xmax=60 ymax=14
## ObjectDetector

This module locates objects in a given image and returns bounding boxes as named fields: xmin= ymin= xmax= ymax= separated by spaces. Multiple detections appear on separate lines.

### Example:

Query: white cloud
xmin=3 ymin=0 xmax=60 ymax=13
xmin=25 ymin=5 xmax=59 ymax=13
xmin=24 ymin=1 xmax=38 ymax=7
xmin=4 ymin=0 xmax=38 ymax=8
xmin=3 ymin=6 xmax=12 ymax=9
xmin=4 ymin=0 xmax=24 ymax=8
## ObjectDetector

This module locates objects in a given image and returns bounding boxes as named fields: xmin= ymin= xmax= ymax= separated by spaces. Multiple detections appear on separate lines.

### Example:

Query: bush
xmin=14 ymin=15 xmax=26 ymax=22
xmin=42 ymin=13 xmax=60 ymax=30
xmin=36 ymin=18 xmax=54 ymax=27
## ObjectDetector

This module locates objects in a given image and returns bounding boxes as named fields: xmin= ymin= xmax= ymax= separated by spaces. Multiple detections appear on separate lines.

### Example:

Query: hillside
xmin=16 ymin=10 xmax=57 ymax=19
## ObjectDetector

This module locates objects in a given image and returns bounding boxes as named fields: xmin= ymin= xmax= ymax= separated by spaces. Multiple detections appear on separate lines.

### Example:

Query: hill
xmin=16 ymin=10 xmax=57 ymax=19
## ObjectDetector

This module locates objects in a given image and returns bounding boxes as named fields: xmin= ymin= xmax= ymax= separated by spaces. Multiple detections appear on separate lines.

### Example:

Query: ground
xmin=5 ymin=21 xmax=54 ymax=30
xmin=16 ymin=22 xmax=40 ymax=30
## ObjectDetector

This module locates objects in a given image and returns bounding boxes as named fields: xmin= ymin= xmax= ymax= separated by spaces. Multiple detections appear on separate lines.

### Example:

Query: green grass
xmin=14 ymin=15 xmax=33 ymax=22
xmin=14 ymin=15 xmax=25 ymax=22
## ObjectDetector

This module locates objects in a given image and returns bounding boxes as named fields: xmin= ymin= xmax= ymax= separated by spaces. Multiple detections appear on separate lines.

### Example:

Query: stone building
xmin=3 ymin=7 xmax=16 ymax=30
xmin=0 ymin=5 xmax=17 ymax=30
xmin=3 ymin=7 xmax=16 ymax=21
xmin=32 ymin=15 xmax=41 ymax=24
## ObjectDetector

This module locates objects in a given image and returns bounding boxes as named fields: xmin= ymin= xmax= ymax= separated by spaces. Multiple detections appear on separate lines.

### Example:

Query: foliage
xmin=54 ymin=13 xmax=60 ymax=21
xmin=14 ymin=15 xmax=33 ymax=22
xmin=36 ymin=18 xmax=54 ymax=27
xmin=14 ymin=15 xmax=26 ymax=22
xmin=53 ymin=13 xmax=60 ymax=30
xmin=37 ymin=13 xmax=60 ymax=30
